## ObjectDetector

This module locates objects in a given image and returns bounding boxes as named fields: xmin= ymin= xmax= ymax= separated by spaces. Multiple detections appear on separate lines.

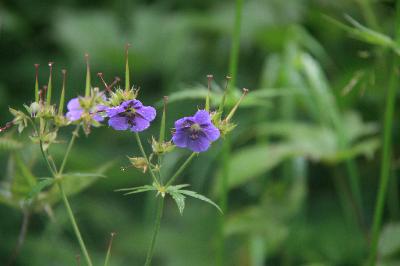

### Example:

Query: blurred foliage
xmin=1 ymin=0 xmax=400 ymax=265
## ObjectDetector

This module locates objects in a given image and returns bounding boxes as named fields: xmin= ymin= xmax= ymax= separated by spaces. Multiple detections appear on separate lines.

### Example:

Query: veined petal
xmin=67 ymin=98 xmax=82 ymax=111
xmin=109 ymin=116 xmax=129 ymax=130
xmin=202 ymin=124 xmax=220 ymax=142
xmin=136 ymin=106 xmax=156 ymax=121
xmin=130 ymin=115 xmax=150 ymax=132
xmin=187 ymin=135 xmax=211 ymax=152
xmin=106 ymin=105 xmax=125 ymax=117
xmin=66 ymin=110 xmax=83 ymax=121
xmin=172 ymin=130 xmax=189 ymax=148
xmin=194 ymin=110 xmax=211 ymax=125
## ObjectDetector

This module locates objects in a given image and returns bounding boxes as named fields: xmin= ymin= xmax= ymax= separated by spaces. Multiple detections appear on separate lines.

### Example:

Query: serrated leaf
xmin=177 ymin=189 xmax=222 ymax=213
xmin=169 ymin=191 xmax=185 ymax=215
xmin=115 ymin=185 xmax=157 ymax=196
xmin=27 ymin=178 xmax=54 ymax=199
xmin=167 ymin=184 xmax=190 ymax=191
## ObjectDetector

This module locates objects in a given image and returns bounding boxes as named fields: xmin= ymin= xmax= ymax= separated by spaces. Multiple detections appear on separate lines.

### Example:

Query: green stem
xmin=59 ymin=125 xmax=80 ymax=175
xmin=144 ymin=196 xmax=164 ymax=266
xmin=58 ymin=182 xmax=93 ymax=266
xmin=166 ymin=152 xmax=197 ymax=187
xmin=217 ymin=138 xmax=230 ymax=266
xmin=368 ymin=2 xmax=400 ymax=264
xmin=36 ymin=122 xmax=92 ymax=266
xmin=134 ymin=133 xmax=160 ymax=185
xmin=39 ymin=141 xmax=57 ymax=176
xmin=368 ymin=60 xmax=398 ymax=265
xmin=217 ymin=0 xmax=243 ymax=265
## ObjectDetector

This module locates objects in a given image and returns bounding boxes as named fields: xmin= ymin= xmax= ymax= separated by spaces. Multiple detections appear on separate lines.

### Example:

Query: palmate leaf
xmin=167 ymin=185 xmax=222 ymax=214
xmin=169 ymin=191 xmax=186 ymax=215
xmin=177 ymin=189 xmax=222 ymax=213
xmin=115 ymin=185 xmax=157 ymax=196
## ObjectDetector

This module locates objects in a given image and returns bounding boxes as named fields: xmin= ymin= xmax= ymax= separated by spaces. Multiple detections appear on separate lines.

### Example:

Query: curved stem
xmin=36 ymin=122 xmax=92 ymax=266
xmin=59 ymin=125 xmax=80 ymax=175
xmin=166 ymin=152 xmax=197 ymax=187
xmin=144 ymin=196 xmax=164 ymax=266
xmin=134 ymin=133 xmax=160 ymax=185
xmin=58 ymin=182 xmax=93 ymax=266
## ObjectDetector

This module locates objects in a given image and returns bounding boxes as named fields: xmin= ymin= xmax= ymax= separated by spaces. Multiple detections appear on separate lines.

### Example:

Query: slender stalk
xmin=166 ymin=152 xmax=197 ymax=186
xmin=368 ymin=60 xmax=398 ymax=265
xmin=58 ymin=182 xmax=93 ymax=266
xmin=217 ymin=138 xmax=230 ymax=266
xmin=35 ymin=121 xmax=92 ymax=266
xmin=134 ymin=132 xmax=160 ymax=185
xmin=368 ymin=2 xmax=400 ymax=264
xmin=104 ymin=232 xmax=116 ymax=266
xmin=59 ymin=125 xmax=80 ymax=175
xmin=217 ymin=0 xmax=243 ymax=265
xmin=39 ymin=141 xmax=57 ymax=176
xmin=144 ymin=197 xmax=164 ymax=266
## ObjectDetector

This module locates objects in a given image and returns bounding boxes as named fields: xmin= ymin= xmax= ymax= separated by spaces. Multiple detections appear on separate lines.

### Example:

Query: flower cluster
xmin=1 ymin=47 xmax=249 ymax=266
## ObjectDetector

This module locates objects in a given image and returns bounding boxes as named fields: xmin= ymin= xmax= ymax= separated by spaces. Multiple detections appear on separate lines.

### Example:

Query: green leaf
xmin=177 ymin=189 xmax=222 ymax=213
xmin=169 ymin=191 xmax=186 ymax=215
xmin=213 ymin=144 xmax=291 ymax=194
xmin=0 ymin=137 xmax=23 ymax=152
xmin=324 ymin=15 xmax=400 ymax=55
xmin=115 ymin=185 xmax=156 ymax=196
xmin=27 ymin=178 xmax=54 ymax=200
xmin=12 ymin=154 xmax=37 ymax=197
xmin=43 ymin=171 xmax=108 ymax=205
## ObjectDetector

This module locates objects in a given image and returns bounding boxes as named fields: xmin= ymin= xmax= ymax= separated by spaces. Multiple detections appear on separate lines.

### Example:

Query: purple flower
xmin=106 ymin=99 xmax=156 ymax=132
xmin=172 ymin=110 xmax=220 ymax=152
xmin=66 ymin=97 xmax=105 ymax=122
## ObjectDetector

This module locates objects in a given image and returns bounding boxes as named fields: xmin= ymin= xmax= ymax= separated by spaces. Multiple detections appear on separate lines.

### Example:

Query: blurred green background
xmin=1 ymin=0 xmax=400 ymax=265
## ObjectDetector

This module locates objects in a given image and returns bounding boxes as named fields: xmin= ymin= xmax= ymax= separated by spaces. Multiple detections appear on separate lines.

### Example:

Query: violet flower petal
xmin=109 ymin=116 xmax=129 ymax=130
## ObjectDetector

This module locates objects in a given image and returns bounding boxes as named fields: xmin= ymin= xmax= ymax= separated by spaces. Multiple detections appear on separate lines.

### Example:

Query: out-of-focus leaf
xmin=40 ymin=162 xmax=112 ymax=207
xmin=27 ymin=178 xmax=54 ymax=200
xmin=214 ymin=144 xmax=291 ymax=193
xmin=324 ymin=15 xmax=400 ymax=55
xmin=11 ymin=154 xmax=37 ymax=197
xmin=0 ymin=136 xmax=23 ymax=151
xmin=159 ymin=85 xmax=293 ymax=109
xmin=379 ymin=223 xmax=400 ymax=258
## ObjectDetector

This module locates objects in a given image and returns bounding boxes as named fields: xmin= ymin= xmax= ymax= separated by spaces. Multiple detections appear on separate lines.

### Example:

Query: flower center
xmin=190 ymin=123 xmax=201 ymax=132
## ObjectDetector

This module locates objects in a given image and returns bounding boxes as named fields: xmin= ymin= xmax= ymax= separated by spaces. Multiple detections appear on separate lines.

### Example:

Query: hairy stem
xmin=144 ymin=196 xmax=164 ymax=266
xmin=58 ymin=182 xmax=93 ymax=266
xmin=59 ymin=124 xmax=80 ymax=175
xmin=135 ymin=133 xmax=160 ymax=185
xmin=166 ymin=152 xmax=197 ymax=187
